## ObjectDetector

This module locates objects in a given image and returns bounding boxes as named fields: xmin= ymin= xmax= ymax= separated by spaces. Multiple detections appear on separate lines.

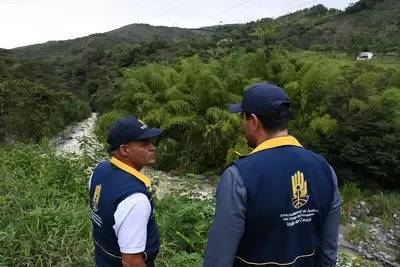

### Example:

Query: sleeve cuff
xmin=119 ymin=245 xmax=145 ymax=254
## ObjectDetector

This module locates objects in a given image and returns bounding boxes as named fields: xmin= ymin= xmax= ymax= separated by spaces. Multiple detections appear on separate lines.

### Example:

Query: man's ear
xmin=250 ymin=113 xmax=260 ymax=129
xmin=118 ymin=145 xmax=129 ymax=157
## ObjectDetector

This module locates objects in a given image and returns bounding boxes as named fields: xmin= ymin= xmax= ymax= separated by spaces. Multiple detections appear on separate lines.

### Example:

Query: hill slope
xmin=300 ymin=0 xmax=400 ymax=52
xmin=10 ymin=23 xmax=211 ymax=58
xmin=209 ymin=0 xmax=399 ymax=53
xmin=9 ymin=0 xmax=399 ymax=60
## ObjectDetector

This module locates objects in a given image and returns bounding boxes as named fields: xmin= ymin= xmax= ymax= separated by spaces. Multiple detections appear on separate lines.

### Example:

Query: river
xmin=54 ymin=112 xmax=98 ymax=155
xmin=52 ymin=112 xmax=215 ymax=200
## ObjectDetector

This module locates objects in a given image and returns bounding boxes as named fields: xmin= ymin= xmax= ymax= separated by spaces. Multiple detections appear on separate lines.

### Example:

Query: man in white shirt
xmin=89 ymin=117 xmax=164 ymax=267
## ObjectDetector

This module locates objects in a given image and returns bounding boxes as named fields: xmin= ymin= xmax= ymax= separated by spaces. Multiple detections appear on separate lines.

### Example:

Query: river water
xmin=51 ymin=112 xmax=214 ymax=200
xmin=54 ymin=112 xmax=98 ymax=155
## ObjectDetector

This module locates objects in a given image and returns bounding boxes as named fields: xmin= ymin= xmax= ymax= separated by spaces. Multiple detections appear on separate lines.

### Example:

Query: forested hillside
xmin=9 ymin=0 xmax=399 ymax=60
xmin=210 ymin=0 xmax=399 ymax=55
xmin=11 ymin=24 xmax=212 ymax=58
xmin=0 ymin=49 xmax=91 ymax=145
xmin=1 ymin=0 xmax=400 ymax=266
xmin=301 ymin=0 xmax=400 ymax=53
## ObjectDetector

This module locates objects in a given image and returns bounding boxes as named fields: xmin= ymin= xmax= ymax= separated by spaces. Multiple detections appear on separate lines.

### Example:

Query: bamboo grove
xmin=95 ymin=47 xmax=400 ymax=189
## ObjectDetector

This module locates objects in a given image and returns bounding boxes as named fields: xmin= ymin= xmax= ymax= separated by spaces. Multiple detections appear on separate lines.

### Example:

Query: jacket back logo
xmin=292 ymin=171 xmax=309 ymax=209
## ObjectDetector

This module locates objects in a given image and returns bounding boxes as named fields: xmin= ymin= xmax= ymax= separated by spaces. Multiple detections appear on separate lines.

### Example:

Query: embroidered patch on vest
xmin=291 ymin=171 xmax=309 ymax=209
xmin=92 ymin=184 xmax=102 ymax=212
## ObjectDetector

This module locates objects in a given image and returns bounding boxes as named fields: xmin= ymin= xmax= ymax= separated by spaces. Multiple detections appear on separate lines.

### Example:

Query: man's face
xmin=242 ymin=112 xmax=258 ymax=149
xmin=119 ymin=138 xmax=156 ymax=169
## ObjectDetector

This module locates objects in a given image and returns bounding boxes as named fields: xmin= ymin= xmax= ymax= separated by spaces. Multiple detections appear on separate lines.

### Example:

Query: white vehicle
xmin=357 ymin=52 xmax=375 ymax=61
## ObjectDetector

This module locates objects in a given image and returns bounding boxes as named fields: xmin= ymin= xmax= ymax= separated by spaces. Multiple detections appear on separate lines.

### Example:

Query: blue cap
xmin=107 ymin=117 xmax=164 ymax=152
xmin=228 ymin=83 xmax=291 ymax=118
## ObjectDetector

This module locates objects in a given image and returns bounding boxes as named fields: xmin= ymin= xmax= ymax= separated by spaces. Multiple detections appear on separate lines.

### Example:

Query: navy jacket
xmin=231 ymin=136 xmax=335 ymax=266
xmin=89 ymin=157 xmax=160 ymax=267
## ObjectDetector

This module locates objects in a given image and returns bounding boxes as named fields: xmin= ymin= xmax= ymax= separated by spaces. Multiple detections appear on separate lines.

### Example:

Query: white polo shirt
xmin=88 ymin=174 xmax=151 ymax=254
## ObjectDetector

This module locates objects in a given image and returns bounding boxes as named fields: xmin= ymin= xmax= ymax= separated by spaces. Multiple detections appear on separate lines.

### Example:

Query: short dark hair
xmin=243 ymin=103 xmax=290 ymax=133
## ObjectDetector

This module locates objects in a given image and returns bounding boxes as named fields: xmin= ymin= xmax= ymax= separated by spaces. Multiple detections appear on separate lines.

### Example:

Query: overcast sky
xmin=0 ymin=0 xmax=353 ymax=49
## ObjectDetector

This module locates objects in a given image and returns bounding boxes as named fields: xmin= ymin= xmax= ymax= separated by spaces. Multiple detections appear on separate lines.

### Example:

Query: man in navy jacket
xmin=203 ymin=83 xmax=341 ymax=267
xmin=89 ymin=117 xmax=164 ymax=267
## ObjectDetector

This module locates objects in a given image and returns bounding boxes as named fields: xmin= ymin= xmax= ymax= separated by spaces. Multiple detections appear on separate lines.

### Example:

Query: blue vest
xmin=232 ymin=136 xmax=334 ymax=267
xmin=89 ymin=157 xmax=160 ymax=267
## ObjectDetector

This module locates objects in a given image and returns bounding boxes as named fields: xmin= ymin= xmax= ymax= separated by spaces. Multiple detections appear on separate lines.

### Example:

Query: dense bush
xmin=0 ymin=79 xmax=91 ymax=146
xmin=0 ymin=144 xmax=93 ymax=266
xmin=345 ymin=0 xmax=386 ymax=14
xmin=96 ymin=48 xmax=400 ymax=189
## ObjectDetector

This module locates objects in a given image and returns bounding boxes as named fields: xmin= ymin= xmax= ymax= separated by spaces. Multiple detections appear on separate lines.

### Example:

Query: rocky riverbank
xmin=339 ymin=199 xmax=400 ymax=266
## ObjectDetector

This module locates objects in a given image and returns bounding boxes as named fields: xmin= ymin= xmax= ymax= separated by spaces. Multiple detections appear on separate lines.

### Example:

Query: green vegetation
xmin=291 ymin=51 xmax=400 ymax=70
xmin=94 ymin=47 xmax=400 ymax=189
xmin=337 ymin=253 xmax=381 ymax=267
xmin=1 ymin=0 xmax=398 ymax=125
xmin=0 ymin=143 xmax=387 ymax=267
xmin=341 ymin=184 xmax=362 ymax=214
xmin=0 ymin=144 xmax=94 ymax=266
xmin=348 ymin=224 xmax=372 ymax=244
xmin=9 ymin=0 xmax=399 ymax=59
xmin=340 ymin=183 xmax=400 ymax=219
xmin=10 ymin=24 xmax=210 ymax=59
xmin=1 ymin=0 xmax=399 ymax=265
xmin=338 ymin=183 xmax=400 ymax=263
xmin=0 ymin=79 xmax=90 ymax=145
xmin=1 ymin=0 xmax=398 ymax=154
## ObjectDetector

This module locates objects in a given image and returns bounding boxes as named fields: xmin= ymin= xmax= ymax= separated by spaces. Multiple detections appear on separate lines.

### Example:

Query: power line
xmin=162 ymin=0 xmax=256 ymax=27
xmin=154 ymin=0 xmax=319 ymax=29
xmin=201 ymin=0 xmax=319 ymax=26
xmin=273 ymin=0 xmax=319 ymax=17
xmin=210 ymin=0 xmax=255 ymax=18
xmin=136 ymin=0 xmax=324 ymax=58
xmin=154 ymin=0 xmax=197 ymax=19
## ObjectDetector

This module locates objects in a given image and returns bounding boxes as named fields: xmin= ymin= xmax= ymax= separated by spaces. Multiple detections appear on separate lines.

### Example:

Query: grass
xmin=360 ymin=214 xmax=373 ymax=225
xmin=348 ymin=224 xmax=372 ymax=244
xmin=338 ymin=183 xmax=400 ymax=264
xmin=339 ymin=183 xmax=400 ymax=222
xmin=0 ymin=143 xmax=388 ymax=267
xmin=341 ymin=183 xmax=362 ymax=215
xmin=0 ymin=144 xmax=94 ymax=266
xmin=381 ymin=216 xmax=395 ymax=231
xmin=337 ymin=251 xmax=381 ymax=267
xmin=290 ymin=50 xmax=400 ymax=70
xmin=369 ymin=192 xmax=400 ymax=218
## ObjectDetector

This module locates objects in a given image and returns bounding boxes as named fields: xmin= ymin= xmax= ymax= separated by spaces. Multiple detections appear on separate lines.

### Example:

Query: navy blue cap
xmin=229 ymin=83 xmax=291 ymax=118
xmin=107 ymin=117 xmax=164 ymax=152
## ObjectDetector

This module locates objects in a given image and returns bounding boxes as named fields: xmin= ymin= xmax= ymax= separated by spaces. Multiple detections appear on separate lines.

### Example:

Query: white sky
xmin=0 ymin=0 xmax=353 ymax=49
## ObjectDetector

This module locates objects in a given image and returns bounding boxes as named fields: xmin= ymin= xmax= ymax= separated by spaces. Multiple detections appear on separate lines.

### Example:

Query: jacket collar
xmin=110 ymin=157 xmax=151 ymax=188
xmin=235 ymin=135 xmax=303 ymax=158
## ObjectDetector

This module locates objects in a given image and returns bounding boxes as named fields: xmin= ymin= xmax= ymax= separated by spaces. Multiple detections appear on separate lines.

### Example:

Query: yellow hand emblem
xmin=292 ymin=171 xmax=309 ymax=209
xmin=92 ymin=184 xmax=102 ymax=212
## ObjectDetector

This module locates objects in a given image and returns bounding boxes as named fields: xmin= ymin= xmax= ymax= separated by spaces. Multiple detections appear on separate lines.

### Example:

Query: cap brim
xmin=228 ymin=104 xmax=243 ymax=113
xmin=137 ymin=128 xmax=165 ymax=140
